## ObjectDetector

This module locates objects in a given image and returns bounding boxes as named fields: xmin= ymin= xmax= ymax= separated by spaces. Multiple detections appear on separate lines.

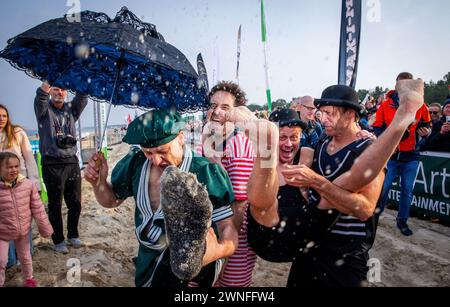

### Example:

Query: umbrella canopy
xmin=0 ymin=7 xmax=208 ymax=112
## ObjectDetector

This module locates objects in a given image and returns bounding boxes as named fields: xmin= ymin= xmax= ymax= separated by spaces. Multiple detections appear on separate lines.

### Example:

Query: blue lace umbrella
xmin=0 ymin=7 xmax=208 ymax=111
xmin=0 ymin=7 xmax=208 ymax=148
xmin=0 ymin=7 xmax=211 ymax=112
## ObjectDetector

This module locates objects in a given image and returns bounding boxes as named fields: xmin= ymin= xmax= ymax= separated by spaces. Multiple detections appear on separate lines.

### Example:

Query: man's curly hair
xmin=208 ymin=81 xmax=247 ymax=107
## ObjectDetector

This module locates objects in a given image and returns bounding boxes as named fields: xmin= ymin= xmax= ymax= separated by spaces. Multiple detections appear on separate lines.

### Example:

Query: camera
xmin=56 ymin=133 xmax=77 ymax=149
xmin=446 ymin=116 xmax=450 ymax=123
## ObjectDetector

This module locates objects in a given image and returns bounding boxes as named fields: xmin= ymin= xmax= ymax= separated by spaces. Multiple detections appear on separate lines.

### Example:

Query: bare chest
xmin=149 ymin=167 xmax=162 ymax=213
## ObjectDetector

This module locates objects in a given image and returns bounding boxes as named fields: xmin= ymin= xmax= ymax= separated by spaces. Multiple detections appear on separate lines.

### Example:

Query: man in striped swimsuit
xmin=202 ymin=81 xmax=257 ymax=287
xmin=84 ymin=109 xmax=238 ymax=287
xmin=246 ymin=80 xmax=426 ymax=286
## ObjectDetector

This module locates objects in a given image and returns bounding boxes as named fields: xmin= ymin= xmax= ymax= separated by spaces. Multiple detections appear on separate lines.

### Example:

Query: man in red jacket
xmin=373 ymin=72 xmax=431 ymax=236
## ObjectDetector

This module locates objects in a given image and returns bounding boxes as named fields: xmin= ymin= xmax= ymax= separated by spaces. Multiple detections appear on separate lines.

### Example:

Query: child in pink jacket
xmin=0 ymin=152 xmax=53 ymax=287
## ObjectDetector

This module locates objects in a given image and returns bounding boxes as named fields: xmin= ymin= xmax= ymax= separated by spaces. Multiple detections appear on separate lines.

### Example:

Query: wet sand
xmin=5 ymin=143 xmax=450 ymax=287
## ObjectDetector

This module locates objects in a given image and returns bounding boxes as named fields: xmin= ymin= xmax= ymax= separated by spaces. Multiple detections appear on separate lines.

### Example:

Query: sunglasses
xmin=430 ymin=111 xmax=440 ymax=115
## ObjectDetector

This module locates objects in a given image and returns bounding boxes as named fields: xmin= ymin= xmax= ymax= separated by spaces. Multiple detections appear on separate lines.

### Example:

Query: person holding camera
xmin=373 ymin=72 xmax=431 ymax=236
xmin=34 ymin=81 xmax=88 ymax=254
xmin=420 ymin=98 xmax=450 ymax=153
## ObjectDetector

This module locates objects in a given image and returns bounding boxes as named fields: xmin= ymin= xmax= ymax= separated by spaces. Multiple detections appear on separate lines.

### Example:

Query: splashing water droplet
xmin=335 ymin=259 xmax=345 ymax=267
xmin=306 ymin=241 xmax=315 ymax=249
xmin=75 ymin=43 xmax=90 ymax=59
xmin=139 ymin=34 xmax=145 ymax=44
xmin=364 ymin=169 xmax=373 ymax=179
xmin=131 ymin=92 xmax=140 ymax=105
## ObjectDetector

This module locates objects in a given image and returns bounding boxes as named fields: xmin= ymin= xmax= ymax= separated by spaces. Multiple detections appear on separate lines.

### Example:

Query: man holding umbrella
xmin=34 ymin=81 xmax=87 ymax=254
xmin=84 ymin=109 xmax=238 ymax=287
xmin=2 ymin=7 xmax=218 ymax=282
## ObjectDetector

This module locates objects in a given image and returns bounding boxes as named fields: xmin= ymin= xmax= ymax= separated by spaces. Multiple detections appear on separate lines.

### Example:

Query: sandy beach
xmin=5 ymin=143 xmax=450 ymax=287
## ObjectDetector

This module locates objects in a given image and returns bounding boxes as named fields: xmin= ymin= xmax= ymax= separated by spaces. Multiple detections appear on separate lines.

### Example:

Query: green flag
xmin=36 ymin=152 xmax=48 ymax=204
xmin=260 ymin=0 xmax=272 ymax=112
xmin=261 ymin=0 xmax=267 ymax=42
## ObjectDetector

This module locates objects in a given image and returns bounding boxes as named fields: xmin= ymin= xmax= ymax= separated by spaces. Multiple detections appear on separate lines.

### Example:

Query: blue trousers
xmin=378 ymin=159 xmax=420 ymax=223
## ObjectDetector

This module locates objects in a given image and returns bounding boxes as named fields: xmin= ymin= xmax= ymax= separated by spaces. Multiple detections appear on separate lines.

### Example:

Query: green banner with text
xmin=387 ymin=152 xmax=450 ymax=222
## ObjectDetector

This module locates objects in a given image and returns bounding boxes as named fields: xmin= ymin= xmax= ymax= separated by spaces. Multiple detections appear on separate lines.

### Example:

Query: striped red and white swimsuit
xmin=215 ymin=132 xmax=257 ymax=287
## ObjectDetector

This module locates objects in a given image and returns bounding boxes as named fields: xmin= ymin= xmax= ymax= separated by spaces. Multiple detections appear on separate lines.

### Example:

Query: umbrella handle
xmin=96 ymin=50 xmax=124 ymax=152
xmin=95 ymin=152 xmax=104 ymax=186
xmin=95 ymin=100 xmax=112 ymax=187
xmin=97 ymin=101 xmax=113 ymax=152
xmin=95 ymin=51 xmax=124 ymax=186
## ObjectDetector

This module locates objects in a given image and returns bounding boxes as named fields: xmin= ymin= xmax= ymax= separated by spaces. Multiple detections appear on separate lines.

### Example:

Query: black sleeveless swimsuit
xmin=287 ymin=137 xmax=380 ymax=287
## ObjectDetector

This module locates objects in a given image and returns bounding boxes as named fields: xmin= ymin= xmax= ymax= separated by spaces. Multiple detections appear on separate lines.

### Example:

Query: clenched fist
xmin=41 ymin=81 xmax=51 ymax=93
xmin=84 ymin=152 xmax=109 ymax=186
xmin=395 ymin=79 xmax=425 ymax=125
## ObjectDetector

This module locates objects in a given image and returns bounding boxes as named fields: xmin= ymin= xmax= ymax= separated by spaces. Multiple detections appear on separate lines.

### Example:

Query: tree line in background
xmin=247 ymin=72 xmax=450 ymax=112
xmin=357 ymin=72 xmax=450 ymax=105
xmin=424 ymin=72 xmax=450 ymax=104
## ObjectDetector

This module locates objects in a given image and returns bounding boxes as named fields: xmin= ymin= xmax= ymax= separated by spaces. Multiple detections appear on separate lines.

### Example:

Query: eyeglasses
xmin=430 ymin=111 xmax=440 ymax=115
xmin=302 ymin=104 xmax=316 ymax=111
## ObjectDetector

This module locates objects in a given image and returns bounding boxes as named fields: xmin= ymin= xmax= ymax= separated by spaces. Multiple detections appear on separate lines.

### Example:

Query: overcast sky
xmin=0 ymin=0 xmax=449 ymax=130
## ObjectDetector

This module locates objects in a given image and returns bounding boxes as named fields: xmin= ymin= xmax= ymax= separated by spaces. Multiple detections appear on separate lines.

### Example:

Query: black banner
xmin=338 ymin=0 xmax=362 ymax=88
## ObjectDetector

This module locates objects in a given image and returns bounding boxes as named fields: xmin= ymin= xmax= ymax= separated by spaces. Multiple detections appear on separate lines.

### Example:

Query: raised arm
xmin=71 ymin=93 xmax=89 ymax=121
xmin=245 ymin=120 xmax=280 ymax=227
xmin=34 ymin=82 xmax=51 ymax=119
xmin=225 ymin=107 xmax=281 ymax=228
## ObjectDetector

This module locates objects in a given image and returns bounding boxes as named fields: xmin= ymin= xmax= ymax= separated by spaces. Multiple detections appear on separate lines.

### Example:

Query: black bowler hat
xmin=269 ymin=108 xmax=307 ymax=130
xmin=314 ymin=85 xmax=366 ymax=115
